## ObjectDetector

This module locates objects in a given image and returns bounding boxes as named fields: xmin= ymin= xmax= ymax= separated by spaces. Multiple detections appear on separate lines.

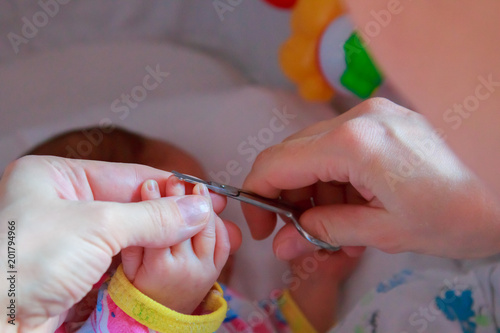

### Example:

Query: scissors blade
xmin=171 ymin=171 xmax=242 ymax=196
xmin=171 ymin=171 xmax=339 ymax=251
xmin=172 ymin=171 xmax=223 ymax=193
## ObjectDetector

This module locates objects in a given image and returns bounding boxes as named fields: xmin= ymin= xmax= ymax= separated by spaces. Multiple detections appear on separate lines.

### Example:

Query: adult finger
xmin=246 ymin=182 xmax=348 ymax=241
xmin=242 ymin=132 xmax=356 ymax=239
xmin=98 ymin=194 xmax=211 ymax=252
xmin=13 ymin=317 xmax=61 ymax=333
xmin=281 ymin=204 xmax=398 ymax=256
xmin=244 ymin=98 xmax=410 ymax=197
xmin=272 ymin=223 xmax=366 ymax=260
xmin=6 ymin=156 xmax=172 ymax=201
xmin=242 ymin=99 xmax=412 ymax=239
xmin=8 ymin=156 xmax=226 ymax=214
xmin=282 ymin=98 xmax=392 ymax=142
xmin=282 ymin=105 xmax=356 ymax=142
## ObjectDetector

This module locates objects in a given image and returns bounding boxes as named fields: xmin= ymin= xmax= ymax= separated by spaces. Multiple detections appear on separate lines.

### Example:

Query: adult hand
xmin=243 ymin=98 xmax=500 ymax=260
xmin=0 ymin=156 xmax=226 ymax=332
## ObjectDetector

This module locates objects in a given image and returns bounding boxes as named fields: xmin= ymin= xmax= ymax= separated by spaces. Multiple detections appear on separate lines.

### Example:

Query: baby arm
xmin=283 ymin=250 xmax=360 ymax=333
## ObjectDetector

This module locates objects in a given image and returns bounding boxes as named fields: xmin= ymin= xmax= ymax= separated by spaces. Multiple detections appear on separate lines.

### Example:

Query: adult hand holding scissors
xmin=243 ymin=98 xmax=500 ymax=260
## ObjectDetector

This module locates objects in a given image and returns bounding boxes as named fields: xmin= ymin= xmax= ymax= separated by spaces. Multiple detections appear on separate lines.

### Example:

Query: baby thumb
xmin=104 ymin=195 xmax=211 ymax=249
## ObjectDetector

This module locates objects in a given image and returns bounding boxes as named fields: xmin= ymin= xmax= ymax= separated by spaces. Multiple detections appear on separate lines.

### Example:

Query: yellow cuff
xmin=108 ymin=264 xmax=227 ymax=333
xmin=278 ymin=289 xmax=318 ymax=333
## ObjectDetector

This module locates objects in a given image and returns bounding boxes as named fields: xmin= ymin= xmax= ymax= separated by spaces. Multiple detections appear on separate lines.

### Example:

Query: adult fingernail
xmin=176 ymin=196 xmax=211 ymax=226
xmin=146 ymin=180 xmax=158 ymax=192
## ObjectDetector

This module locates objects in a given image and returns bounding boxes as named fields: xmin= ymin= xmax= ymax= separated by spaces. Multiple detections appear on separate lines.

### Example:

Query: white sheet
xmin=0 ymin=40 xmax=247 ymax=143
xmin=0 ymin=0 xmax=292 ymax=87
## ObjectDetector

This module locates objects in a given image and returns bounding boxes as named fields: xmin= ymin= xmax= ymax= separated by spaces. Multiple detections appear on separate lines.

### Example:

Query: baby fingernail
xmin=198 ymin=184 xmax=209 ymax=197
xmin=171 ymin=176 xmax=184 ymax=191
xmin=176 ymin=196 xmax=211 ymax=226
xmin=146 ymin=180 xmax=159 ymax=193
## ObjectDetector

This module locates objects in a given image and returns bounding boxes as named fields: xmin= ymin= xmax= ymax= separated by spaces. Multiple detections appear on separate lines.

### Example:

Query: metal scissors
xmin=172 ymin=170 xmax=340 ymax=251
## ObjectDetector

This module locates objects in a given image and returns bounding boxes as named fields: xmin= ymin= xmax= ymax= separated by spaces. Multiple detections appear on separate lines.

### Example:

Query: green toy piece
xmin=341 ymin=33 xmax=383 ymax=98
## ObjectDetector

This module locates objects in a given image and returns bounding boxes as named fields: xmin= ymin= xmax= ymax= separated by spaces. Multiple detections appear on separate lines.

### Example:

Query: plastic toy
xmin=267 ymin=0 xmax=383 ymax=101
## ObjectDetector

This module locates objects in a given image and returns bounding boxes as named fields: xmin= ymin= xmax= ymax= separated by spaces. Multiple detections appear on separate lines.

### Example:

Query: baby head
xmin=25 ymin=126 xmax=205 ymax=178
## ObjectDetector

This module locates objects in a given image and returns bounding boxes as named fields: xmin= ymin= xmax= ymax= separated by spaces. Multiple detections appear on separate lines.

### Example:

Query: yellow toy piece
xmin=279 ymin=0 xmax=344 ymax=101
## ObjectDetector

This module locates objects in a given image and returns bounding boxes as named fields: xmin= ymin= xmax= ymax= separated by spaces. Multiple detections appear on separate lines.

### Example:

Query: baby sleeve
xmin=59 ymin=264 xmax=227 ymax=333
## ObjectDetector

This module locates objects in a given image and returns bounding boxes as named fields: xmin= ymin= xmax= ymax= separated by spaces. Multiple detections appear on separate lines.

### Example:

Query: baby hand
xmin=121 ymin=176 xmax=231 ymax=314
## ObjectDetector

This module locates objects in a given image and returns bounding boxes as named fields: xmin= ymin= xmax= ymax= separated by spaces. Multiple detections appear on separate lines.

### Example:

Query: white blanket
xmin=0 ymin=0 xmax=292 ymax=87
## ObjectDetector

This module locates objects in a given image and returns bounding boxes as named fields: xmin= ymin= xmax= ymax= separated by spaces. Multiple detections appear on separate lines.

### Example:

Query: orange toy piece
xmin=279 ymin=0 xmax=344 ymax=101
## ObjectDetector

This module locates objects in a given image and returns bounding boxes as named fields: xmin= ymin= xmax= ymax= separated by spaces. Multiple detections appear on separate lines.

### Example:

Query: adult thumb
xmin=100 ymin=194 xmax=212 ymax=249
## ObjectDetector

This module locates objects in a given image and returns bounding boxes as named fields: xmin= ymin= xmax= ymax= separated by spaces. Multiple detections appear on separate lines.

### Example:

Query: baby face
xmin=140 ymin=138 xmax=206 ymax=178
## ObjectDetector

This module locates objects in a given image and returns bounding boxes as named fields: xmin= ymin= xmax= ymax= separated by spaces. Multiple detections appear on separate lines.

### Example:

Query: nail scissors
xmin=172 ymin=171 xmax=340 ymax=251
